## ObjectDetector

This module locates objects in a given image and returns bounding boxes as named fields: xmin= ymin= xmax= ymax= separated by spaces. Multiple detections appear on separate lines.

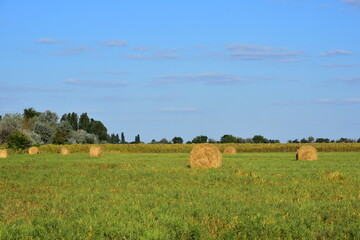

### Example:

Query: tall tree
xmin=79 ymin=113 xmax=90 ymax=131
xmin=121 ymin=132 xmax=126 ymax=144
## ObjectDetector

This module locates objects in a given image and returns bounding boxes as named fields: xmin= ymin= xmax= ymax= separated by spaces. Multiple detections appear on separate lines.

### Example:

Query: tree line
xmin=0 ymin=108 xmax=359 ymax=150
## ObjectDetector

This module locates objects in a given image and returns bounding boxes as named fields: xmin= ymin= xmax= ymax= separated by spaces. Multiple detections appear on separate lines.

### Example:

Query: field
xmin=0 ymin=152 xmax=359 ymax=239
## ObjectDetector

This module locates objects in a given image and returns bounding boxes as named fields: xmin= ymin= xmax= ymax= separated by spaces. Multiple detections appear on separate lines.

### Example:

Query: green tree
xmin=192 ymin=135 xmax=208 ymax=143
xmin=6 ymin=130 xmax=31 ymax=150
xmin=34 ymin=122 xmax=54 ymax=144
xmin=88 ymin=120 xmax=108 ymax=141
xmin=308 ymin=136 xmax=315 ymax=143
xmin=253 ymin=135 xmax=268 ymax=143
xmin=79 ymin=113 xmax=90 ymax=131
xmin=23 ymin=108 xmax=40 ymax=119
xmin=172 ymin=136 xmax=183 ymax=144
xmin=121 ymin=132 xmax=126 ymax=144
xmin=134 ymin=134 xmax=141 ymax=144
xmin=220 ymin=134 xmax=238 ymax=143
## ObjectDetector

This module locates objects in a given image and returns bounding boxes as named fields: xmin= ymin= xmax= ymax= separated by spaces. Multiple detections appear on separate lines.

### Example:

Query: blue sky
xmin=1 ymin=0 xmax=359 ymax=142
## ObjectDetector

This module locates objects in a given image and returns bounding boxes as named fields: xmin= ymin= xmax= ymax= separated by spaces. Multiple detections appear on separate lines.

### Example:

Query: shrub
xmin=5 ymin=130 xmax=31 ymax=150
xmin=33 ymin=122 xmax=54 ymax=144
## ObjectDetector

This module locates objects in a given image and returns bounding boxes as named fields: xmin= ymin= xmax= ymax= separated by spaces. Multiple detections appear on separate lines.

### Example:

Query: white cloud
xmin=225 ymin=43 xmax=304 ymax=61
xmin=126 ymin=48 xmax=182 ymax=60
xmin=319 ymin=50 xmax=353 ymax=57
xmin=339 ymin=0 xmax=360 ymax=7
xmin=323 ymin=63 xmax=360 ymax=67
xmin=106 ymin=40 xmax=127 ymax=47
xmin=157 ymin=73 xmax=248 ymax=85
xmin=62 ymin=79 xmax=128 ymax=87
xmin=49 ymin=46 xmax=93 ymax=55
xmin=335 ymin=77 xmax=360 ymax=84
xmin=316 ymin=97 xmax=360 ymax=103
xmin=36 ymin=38 xmax=68 ymax=44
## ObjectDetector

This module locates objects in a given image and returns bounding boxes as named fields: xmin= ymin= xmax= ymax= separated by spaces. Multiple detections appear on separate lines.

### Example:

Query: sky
xmin=0 ymin=0 xmax=359 ymax=143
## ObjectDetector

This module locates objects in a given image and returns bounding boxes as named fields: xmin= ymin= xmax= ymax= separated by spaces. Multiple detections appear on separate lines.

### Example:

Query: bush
xmin=34 ymin=122 xmax=54 ymax=144
xmin=6 ymin=130 xmax=31 ymax=150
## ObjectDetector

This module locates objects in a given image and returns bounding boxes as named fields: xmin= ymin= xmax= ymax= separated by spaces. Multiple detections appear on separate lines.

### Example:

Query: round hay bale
xmin=28 ymin=147 xmax=39 ymax=155
xmin=296 ymin=146 xmax=318 ymax=161
xmin=189 ymin=143 xmax=222 ymax=168
xmin=223 ymin=146 xmax=236 ymax=155
xmin=0 ymin=149 xmax=8 ymax=158
xmin=60 ymin=148 xmax=70 ymax=155
xmin=89 ymin=146 xmax=103 ymax=157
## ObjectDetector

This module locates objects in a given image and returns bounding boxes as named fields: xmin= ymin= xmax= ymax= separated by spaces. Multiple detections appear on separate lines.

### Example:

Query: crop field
xmin=0 ymin=152 xmax=359 ymax=239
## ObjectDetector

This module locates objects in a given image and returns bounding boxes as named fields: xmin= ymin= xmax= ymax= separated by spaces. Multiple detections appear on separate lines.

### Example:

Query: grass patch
xmin=0 ymin=152 xmax=359 ymax=239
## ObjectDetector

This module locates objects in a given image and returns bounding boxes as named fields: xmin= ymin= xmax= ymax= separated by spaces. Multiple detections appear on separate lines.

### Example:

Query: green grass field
xmin=0 ymin=152 xmax=359 ymax=239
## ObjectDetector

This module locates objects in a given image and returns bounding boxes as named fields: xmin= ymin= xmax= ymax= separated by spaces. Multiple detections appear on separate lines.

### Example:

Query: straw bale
xmin=223 ymin=146 xmax=236 ymax=155
xmin=0 ymin=149 xmax=8 ymax=158
xmin=60 ymin=148 xmax=70 ymax=155
xmin=90 ymin=146 xmax=103 ymax=157
xmin=296 ymin=146 xmax=318 ymax=161
xmin=190 ymin=143 xmax=222 ymax=168
xmin=28 ymin=147 xmax=39 ymax=155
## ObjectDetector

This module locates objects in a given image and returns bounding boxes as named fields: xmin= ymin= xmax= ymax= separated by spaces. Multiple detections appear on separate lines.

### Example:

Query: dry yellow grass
xmin=89 ymin=146 xmax=103 ymax=157
xmin=296 ymin=146 xmax=318 ymax=161
xmin=223 ymin=146 xmax=236 ymax=155
xmin=60 ymin=148 xmax=70 ymax=155
xmin=189 ymin=143 xmax=222 ymax=168
xmin=28 ymin=147 xmax=39 ymax=155
xmin=0 ymin=149 xmax=8 ymax=158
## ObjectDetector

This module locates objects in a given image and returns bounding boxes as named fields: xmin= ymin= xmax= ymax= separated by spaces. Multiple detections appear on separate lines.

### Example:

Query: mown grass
xmin=0 ymin=152 xmax=359 ymax=239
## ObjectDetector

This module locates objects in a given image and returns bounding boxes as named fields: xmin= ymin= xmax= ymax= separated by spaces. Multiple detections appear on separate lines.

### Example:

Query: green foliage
xmin=78 ymin=113 xmax=90 ymax=131
xmin=5 ymin=130 xmax=31 ymax=149
xmin=38 ymin=110 xmax=58 ymax=125
xmin=33 ymin=122 xmax=54 ymax=144
xmin=23 ymin=107 xmax=41 ymax=119
xmin=121 ymin=132 xmax=126 ymax=144
xmin=172 ymin=136 xmax=183 ymax=144
xmin=0 ymin=114 xmax=23 ymax=145
xmin=252 ymin=135 xmax=268 ymax=143
xmin=109 ymin=133 xmax=120 ymax=144
xmin=88 ymin=120 xmax=108 ymax=141
xmin=192 ymin=135 xmax=208 ymax=143
xmin=220 ymin=134 xmax=238 ymax=143
xmin=0 ymin=152 xmax=359 ymax=239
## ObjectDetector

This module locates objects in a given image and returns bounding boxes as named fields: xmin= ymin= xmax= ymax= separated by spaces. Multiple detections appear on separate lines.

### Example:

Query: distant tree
xmin=61 ymin=112 xmax=78 ymax=130
xmin=0 ymin=114 xmax=23 ymax=145
xmin=308 ymin=136 xmax=315 ymax=143
xmin=220 ymin=135 xmax=238 ymax=143
xmin=244 ymin=138 xmax=254 ymax=143
xmin=252 ymin=135 xmax=268 ymax=144
xmin=54 ymin=121 xmax=73 ymax=144
xmin=269 ymin=139 xmax=280 ymax=143
xmin=315 ymin=138 xmax=330 ymax=143
xmin=207 ymin=138 xmax=216 ymax=143
xmin=34 ymin=122 xmax=54 ymax=144
xmin=38 ymin=110 xmax=58 ymax=125
xmin=78 ymin=113 xmax=90 ymax=131
xmin=5 ymin=130 xmax=31 ymax=150
xmin=300 ymin=138 xmax=309 ymax=143
xmin=88 ymin=120 xmax=108 ymax=141
xmin=23 ymin=108 xmax=40 ymax=119
xmin=134 ymin=134 xmax=141 ymax=144
xmin=357 ymin=138 xmax=360 ymax=143
xmin=150 ymin=139 xmax=157 ymax=144
xmin=172 ymin=136 xmax=183 ymax=144
xmin=159 ymin=138 xmax=170 ymax=144
xmin=109 ymin=133 xmax=120 ymax=144
xmin=192 ymin=135 xmax=208 ymax=143
xmin=121 ymin=132 xmax=126 ymax=144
